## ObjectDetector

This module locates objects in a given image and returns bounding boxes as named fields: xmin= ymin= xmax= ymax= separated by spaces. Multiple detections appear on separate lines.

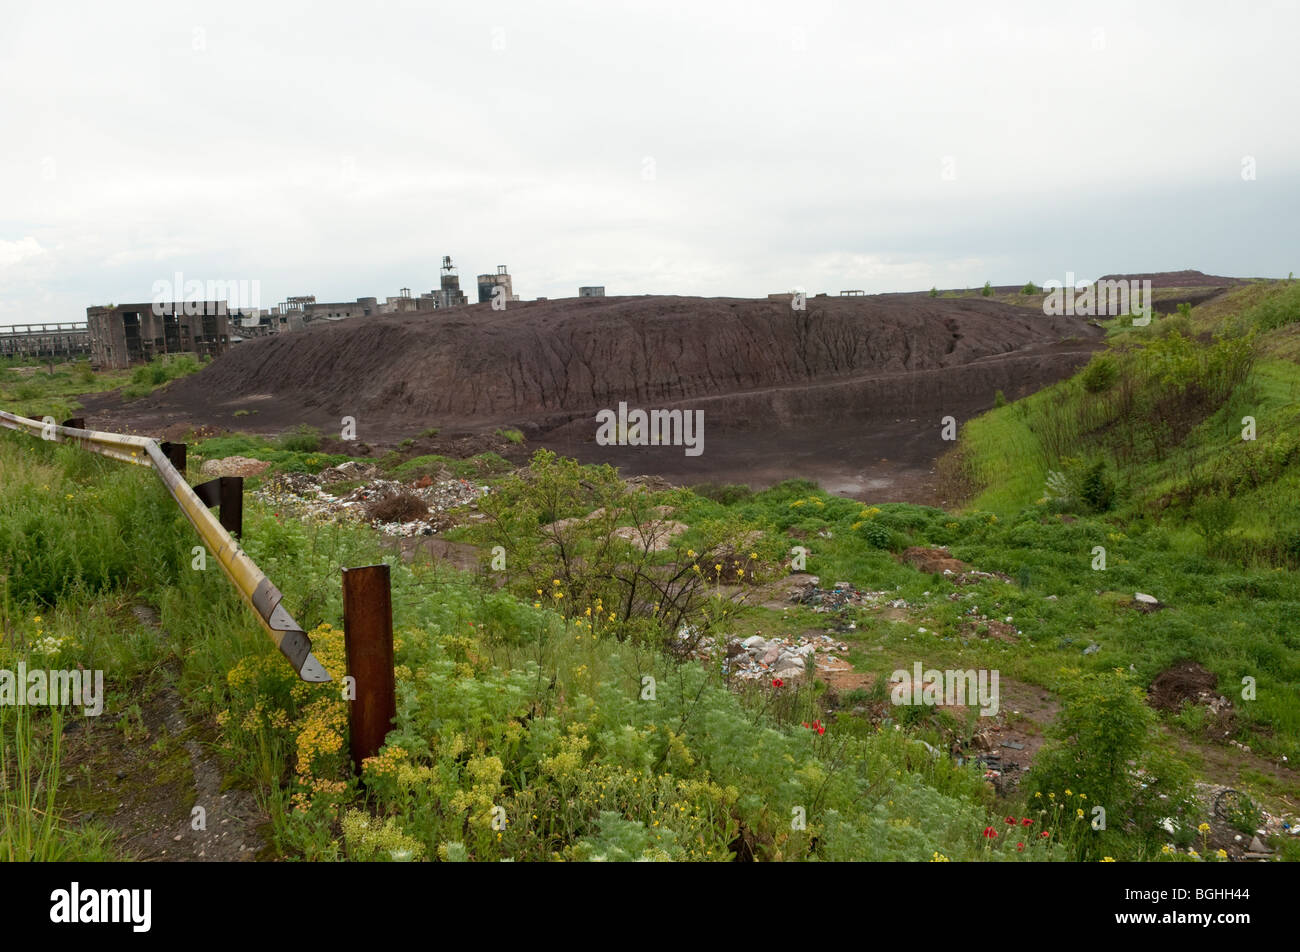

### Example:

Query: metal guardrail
xmin=0 ymin=410 xmax=330 ymax=682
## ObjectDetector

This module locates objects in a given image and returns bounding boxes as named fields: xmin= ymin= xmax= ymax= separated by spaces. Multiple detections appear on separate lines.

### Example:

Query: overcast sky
xmin=2 ymin=0 xmax=1298 ymax=325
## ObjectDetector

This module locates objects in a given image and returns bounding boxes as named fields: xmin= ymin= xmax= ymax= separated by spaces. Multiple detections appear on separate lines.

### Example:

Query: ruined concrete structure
xmin=579 ymin=286 xmax=605 ymax=297
xmin=477 ymin=265 xmax=517 ymax=304
xmin=433 ymin=255 xmax=468 ymax=308
xmin=77 ymin=256 xmax=545 ymax=366
xmin=303 ymin=297 xmax=379 ymax=321
xmin=0 ymin=322 xmax=91 ymax=360
xmin=86 ymin=302 xmax=230 ymax=369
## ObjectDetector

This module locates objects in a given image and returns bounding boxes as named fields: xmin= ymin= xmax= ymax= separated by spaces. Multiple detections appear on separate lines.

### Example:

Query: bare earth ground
xmin=60 ymin=605 xmax=266 ymax=861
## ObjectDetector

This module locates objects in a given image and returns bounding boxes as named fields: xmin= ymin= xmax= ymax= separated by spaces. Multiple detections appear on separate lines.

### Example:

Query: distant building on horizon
xmin=434 ymin=255 xmax=469 ymax=308
xmin=579 ymin=286 xmax=605 ymax=298
xmin=86 ymin=302 xmax=230 ymax=369
xmin=477 ymin=265 xmax=517 ymax=304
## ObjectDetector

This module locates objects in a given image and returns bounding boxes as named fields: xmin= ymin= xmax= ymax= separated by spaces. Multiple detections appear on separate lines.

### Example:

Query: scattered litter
xmin=255 ymin=466 xmax=488 ymax=536
xmin=788 ymin=579 xmax=909 ymax=614
xmin=682 ymin=630 xmax=853 ymax=682
xmin=1133 ymin=592 xmax=1166 ymax=613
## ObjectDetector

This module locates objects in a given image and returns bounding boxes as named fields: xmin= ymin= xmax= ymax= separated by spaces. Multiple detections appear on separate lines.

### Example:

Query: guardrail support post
xmin=192 ymin=476 xmax=244 ymax=538
xmin=159 ymin=440 xmax=186 ymax=474
xmin=220 ymin=476 xmax=243 ymax=538
xmin=341 ymin=564 xmax=396 ymax=777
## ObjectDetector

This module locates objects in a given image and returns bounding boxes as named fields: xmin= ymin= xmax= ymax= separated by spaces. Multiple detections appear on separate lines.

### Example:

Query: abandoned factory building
xmin=86 ymin=302 xmax=232 ymax=370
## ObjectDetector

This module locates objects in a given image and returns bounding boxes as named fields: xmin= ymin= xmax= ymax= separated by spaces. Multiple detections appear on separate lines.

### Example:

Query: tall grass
xmin=0 ymin=704 xmax=62 ymax=860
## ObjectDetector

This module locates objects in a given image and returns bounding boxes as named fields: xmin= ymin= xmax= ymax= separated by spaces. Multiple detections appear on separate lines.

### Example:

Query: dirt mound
xmin=1095 ymin=270 xmax=1253 ymax=288
xmin=90 ymin=294 xmax=1103 ymax=501
xmin=123 ymin=295 xmax=1101 ymax=425
xmin=1147 ymin=661 xmax=1220 ymax=712
xmin=199 ymin=455 xmax=271 ymax=478
xmin=365 ymin=489 xmax=432 ymax=523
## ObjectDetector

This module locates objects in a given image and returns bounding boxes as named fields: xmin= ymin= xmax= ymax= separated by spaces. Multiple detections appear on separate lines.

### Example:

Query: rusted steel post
xmin=341 ymin=564 xmax=397 ymax=777
xmin=159 ymin=440 xmax=186 ymax=474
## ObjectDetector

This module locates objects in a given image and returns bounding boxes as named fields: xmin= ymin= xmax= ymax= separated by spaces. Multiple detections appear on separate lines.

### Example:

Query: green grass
xmin=0 ymin=359 xmax=131 ymax=420
xmin=120 ymin=354 xmax=205 ymax=399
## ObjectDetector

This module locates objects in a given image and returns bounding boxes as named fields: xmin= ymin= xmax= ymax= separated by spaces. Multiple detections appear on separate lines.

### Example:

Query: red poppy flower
xmin=1021 ymin=817 xmax=1033 ymax=826
xmin=772 ymin=678 xmax=784 ymax=688
xmin=1039 ymin=830 xmax=1050 ymax=838
xmin=816 ymin=724 xmax=826 ymax=735
xmin=1016 ymin=842 xmax=1025 ymax=851
xmin=1005 ymin=816 xmax=1016 ymax=825
xmin=801 ymin=722 xmax=809 ymax=728
xmin=982 ymin=826 xmax=998 ymax=838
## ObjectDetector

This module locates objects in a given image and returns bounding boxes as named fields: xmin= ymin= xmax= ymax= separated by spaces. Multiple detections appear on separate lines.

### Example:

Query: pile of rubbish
xmin=787 ymin=577 xmax=909 ymax=613
xmin=958 ymin=604 xmax=1021 ymax=643
xmin=679 ymin=627 xmax=852 ymax=682
xmin=253 ymin=461 xmax=489 ymax=537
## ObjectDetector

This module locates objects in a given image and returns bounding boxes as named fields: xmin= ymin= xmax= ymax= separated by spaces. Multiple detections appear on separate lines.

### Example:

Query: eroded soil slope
xmin=89 ymin=294 xmax=1104 ymax=500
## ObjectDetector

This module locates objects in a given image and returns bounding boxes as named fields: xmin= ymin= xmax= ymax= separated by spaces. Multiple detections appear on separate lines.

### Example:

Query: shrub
xmin=1190 ymin=496 xmax=1235 ymax=553
xmin=859 ymin=520 xmax=892 ymax=549
xmin=278 ymin=424 xmax=321 ymax=453
xmin=981 ymin=281 xmax=993 ymax=297
xmin=1242 ymin=280 xmax=1300 ymax=332
xmin=1078 ymin=460 xmax=1115 ymax=513
xmin=1028 ymin=671 xmax=1191 ymax=860
xmin=1080 ymin=354 xmax=1118 ymax=394
xmin=1023 ymin=281 xmax=1039 ymax=295
xmin=690 ymin=483 xmax=753 ymax=506
xmin=471 ymin=450 xmax=762 ymax=650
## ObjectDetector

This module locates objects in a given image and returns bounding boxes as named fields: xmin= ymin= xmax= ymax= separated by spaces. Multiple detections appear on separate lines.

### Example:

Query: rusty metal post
xmin=159 ymin=440 xmax=186 ymax=474
xmin=342 ymin=564 xmax=397 ymax=777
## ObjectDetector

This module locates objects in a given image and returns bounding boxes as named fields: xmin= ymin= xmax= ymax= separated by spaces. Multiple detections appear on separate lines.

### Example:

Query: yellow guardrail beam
xmin=0 ymin=409 xmax=331 ymax=682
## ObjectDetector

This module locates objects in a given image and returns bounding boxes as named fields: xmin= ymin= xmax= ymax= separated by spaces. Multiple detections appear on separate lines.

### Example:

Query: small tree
xmin=1081 ymin=353 xmax=1118 ymax=393
xmin=473 ymin=450 xmax=761 ymax=652
xmin=929 ymin=286 xmax=939 ymax=298
xmin=1022 ymin=281 xmax=1039 ymax=295
xmin=1028 ymin=671 xmax=1191 ymax=860
xmin=981 ymin=281 xmax=993 ymax=297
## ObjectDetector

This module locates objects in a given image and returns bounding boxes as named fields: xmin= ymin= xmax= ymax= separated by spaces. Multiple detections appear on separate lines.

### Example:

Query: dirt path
xmin=60 ymin=605 xmax=267 ymax=861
